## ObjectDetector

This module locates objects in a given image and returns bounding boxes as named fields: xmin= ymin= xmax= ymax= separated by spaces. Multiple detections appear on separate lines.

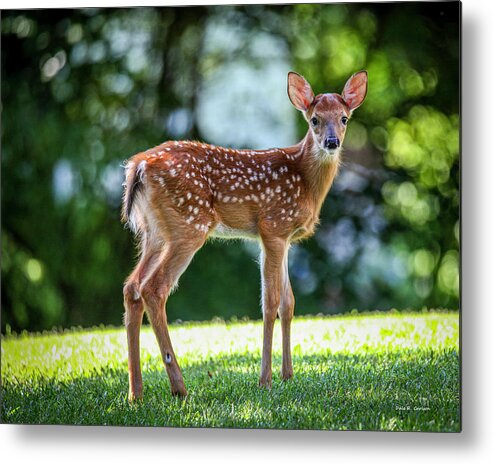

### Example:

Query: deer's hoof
xmin=128 ymin=390 xmax=143 ymax=402
xmin=259 ymin=377 xmax=272 ymax=389
xmin=281 ymin=369 xmax=293 ymax=381
xmin=171 ymin=385 xmax=188 ymax=397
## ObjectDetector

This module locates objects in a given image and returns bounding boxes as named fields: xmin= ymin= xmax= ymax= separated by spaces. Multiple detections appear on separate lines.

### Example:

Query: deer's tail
xmin=122 ymin=159 xmax=147 ymax=234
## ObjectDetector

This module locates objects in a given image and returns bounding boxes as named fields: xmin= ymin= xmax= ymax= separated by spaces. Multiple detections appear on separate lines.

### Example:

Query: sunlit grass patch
xmin=1 ymin=311 xmax=460 ymax=431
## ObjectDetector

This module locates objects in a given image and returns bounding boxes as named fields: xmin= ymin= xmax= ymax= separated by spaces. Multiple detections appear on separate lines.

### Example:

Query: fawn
xmin=122 ymin=71 xmax=368 ymax=399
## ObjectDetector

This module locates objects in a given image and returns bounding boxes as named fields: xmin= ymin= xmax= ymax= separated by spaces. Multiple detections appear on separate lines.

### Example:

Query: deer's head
xmin=287 ymin=71 xmax=368 ymax=160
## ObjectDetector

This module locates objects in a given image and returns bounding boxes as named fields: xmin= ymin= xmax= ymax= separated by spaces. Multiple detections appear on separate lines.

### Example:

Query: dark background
xmin=1 ymin=2 xmax=460 ymax=333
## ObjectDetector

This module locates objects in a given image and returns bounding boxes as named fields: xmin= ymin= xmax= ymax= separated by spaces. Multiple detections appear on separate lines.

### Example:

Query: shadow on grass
xmin=1 ymin=349 xmax=460 ymax=431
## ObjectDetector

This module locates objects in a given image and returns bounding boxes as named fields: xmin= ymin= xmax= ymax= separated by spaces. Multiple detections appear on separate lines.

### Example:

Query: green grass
xmin=1 ymin=311 xmax=460 ymax=431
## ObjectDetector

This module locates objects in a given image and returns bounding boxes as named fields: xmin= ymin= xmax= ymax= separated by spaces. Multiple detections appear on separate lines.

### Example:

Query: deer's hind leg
xmin=139 ymin=234 xmax=207 ymax=397
xmin=124 ymin=248 xmax=161 ymax=401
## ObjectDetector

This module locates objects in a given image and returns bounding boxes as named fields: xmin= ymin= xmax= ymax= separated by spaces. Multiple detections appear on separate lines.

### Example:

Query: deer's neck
xmin=288 ymin=132 xmax=341 ymax=219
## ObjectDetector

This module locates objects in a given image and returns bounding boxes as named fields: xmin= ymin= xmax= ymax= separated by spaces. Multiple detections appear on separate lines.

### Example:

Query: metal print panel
xmin=1 ymin=1 xmax=460 ymax=431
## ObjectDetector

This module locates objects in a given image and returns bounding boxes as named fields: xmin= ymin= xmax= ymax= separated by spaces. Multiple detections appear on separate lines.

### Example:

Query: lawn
xmin=1 ymin=311 xmax=460 ymax=431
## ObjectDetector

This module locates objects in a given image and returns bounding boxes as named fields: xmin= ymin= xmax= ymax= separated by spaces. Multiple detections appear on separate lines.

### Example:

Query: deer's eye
xmin=341 ymin=116 xmax=348 ymax=126
xmin=310 ymin=117 xmax=318 ymax=127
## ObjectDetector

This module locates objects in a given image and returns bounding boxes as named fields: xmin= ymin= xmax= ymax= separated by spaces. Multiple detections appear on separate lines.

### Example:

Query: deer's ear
xmin=287 ymin=72 xmax=315 ymax=112
xmin=342 ymin=71 xmax=368 ymax=112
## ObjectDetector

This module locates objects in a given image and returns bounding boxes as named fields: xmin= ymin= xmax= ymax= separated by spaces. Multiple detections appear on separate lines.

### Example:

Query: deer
xmin=121 ymin=71 xmax=368 ymax=400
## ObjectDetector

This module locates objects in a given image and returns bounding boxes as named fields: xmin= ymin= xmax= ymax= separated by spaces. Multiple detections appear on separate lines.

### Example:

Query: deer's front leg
xmin=259 ymin=236 xmax=287 ymax=388
xmin=279 ymin=251 xmax=295 ymax=380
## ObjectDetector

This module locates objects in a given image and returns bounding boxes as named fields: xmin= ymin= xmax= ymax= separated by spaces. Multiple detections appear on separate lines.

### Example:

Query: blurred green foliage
xmin=1 ymin=2 xmax=460 ymax=333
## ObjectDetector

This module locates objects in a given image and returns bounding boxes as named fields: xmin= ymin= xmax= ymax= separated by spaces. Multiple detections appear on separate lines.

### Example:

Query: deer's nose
xmin=324 ymin=136 xmax=340 ymax=150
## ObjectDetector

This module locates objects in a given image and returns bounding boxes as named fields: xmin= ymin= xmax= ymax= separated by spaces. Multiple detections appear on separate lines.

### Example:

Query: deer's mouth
xmin=317 ymin=146 xmax=341 ymax=162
